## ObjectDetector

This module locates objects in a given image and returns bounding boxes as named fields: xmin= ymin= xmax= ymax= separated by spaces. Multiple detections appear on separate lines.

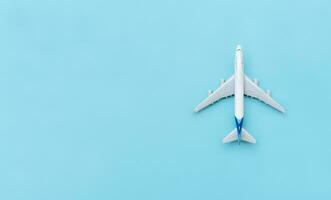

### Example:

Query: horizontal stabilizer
xmin=241 ymin=129 xmax=256 ymax=143
xmin=222 ymin=129 xmax=237 ymax=143
xmin=222 ymin=128 xmax=256 ymax=144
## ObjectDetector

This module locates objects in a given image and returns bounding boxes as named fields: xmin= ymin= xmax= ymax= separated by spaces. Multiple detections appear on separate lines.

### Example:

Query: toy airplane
xmin=193 ymin=45 xmax=285 ymax=144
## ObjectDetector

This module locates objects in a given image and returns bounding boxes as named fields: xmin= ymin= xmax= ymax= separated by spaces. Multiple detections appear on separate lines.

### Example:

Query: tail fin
xmin=222 ymin=128 xmax=256 ymax=144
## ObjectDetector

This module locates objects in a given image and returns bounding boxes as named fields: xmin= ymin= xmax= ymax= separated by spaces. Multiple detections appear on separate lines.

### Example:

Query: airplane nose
xmin=236 ymin=45 xmax=242 ymax=51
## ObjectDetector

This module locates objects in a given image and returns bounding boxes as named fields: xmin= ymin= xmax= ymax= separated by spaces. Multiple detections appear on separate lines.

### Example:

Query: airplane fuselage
xmin=234 ymin=46 xmax=244 ymax=119
xmin=234 ymin=46 xmax=244 ymax=140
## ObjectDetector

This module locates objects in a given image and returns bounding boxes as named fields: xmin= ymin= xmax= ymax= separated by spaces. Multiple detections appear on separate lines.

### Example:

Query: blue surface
xmin=1 ymin=0 xmax=331 ymax=199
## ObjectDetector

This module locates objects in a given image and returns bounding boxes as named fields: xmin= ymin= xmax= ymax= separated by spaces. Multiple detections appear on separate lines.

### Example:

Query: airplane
xmin=193 ymin=45 xmax=285 ymax=144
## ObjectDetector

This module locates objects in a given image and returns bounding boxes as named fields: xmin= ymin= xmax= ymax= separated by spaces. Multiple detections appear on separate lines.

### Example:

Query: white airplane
xmin=193 ymin=45 xmax=285 ymax=144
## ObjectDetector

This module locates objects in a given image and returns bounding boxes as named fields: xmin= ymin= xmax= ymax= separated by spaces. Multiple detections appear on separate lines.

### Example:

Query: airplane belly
xmin=235 ymin=71 xmax=244 ymax=119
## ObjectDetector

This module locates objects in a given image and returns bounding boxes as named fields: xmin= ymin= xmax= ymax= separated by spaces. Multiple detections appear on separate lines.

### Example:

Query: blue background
xmin=1 ymin=0 xmax=330 ymax=199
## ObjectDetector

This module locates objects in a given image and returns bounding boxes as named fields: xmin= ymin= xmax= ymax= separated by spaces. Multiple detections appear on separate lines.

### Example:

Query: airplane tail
xmin=222 ymin=128 xmax=256 ymax=144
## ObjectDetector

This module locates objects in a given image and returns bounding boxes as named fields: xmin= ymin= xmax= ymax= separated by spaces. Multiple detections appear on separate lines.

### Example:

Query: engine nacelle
xmin=266 ymin=90 xmax=271 ymax=96
xmin=220 ymin=79 xmax=225 ymax=85
xmin=254 ymin=79 xmax=259 ymax=85
xmin=208 ymin=90 xmax=213 ymax=96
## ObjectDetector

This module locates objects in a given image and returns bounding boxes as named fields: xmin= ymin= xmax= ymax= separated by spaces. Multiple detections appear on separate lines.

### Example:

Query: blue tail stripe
xmin=235 ymin=117 xmax=244 ymax=144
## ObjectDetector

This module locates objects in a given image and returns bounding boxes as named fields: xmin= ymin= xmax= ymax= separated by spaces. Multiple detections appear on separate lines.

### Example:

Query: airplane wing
xmin=193 ymin=75 xmax=234 ymax=112
xmin=244 ymin=75 xmax=285 ymax=113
